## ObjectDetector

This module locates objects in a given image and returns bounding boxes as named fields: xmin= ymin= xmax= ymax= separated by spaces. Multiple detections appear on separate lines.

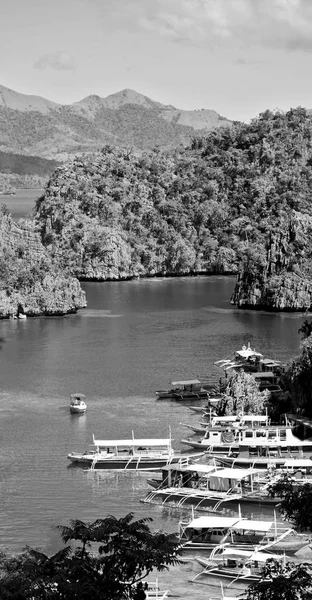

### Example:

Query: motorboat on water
xmin=70 ymin=393 xmax=87 ymax=414
xmin=178 ymin=514 xmax=309 ymax=555
xmin=67 ymin=433 xmax=204 ymax=471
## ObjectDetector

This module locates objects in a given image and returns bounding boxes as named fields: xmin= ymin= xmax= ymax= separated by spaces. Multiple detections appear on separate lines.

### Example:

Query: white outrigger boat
xmin=192 ymin=547 xmax=287 ymax=587
xmin=67 ymin=433 xmax=203 ymax=471
xmin=181 ymin=413 xmax=312 ymax=457
xmin=178 ymin=514 xmax=309 ymax=554
xmin=69 ymin=393 xmax=87 ymax=414
xmin=142 ymin=464 xmax=279 ymax=513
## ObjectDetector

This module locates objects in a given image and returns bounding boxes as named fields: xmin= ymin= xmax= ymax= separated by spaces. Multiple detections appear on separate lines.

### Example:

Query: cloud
xmin=131 ymin=0 xmax=312 ymax=52
xmin=34 ymin=51 xmax=76 ymax=71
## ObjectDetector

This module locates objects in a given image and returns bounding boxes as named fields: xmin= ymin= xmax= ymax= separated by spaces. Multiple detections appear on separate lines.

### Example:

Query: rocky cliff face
xmin=232 ymin=212 xmax=312 ymax=311
xmin=0 ymin=210 xmax=86 ymax=318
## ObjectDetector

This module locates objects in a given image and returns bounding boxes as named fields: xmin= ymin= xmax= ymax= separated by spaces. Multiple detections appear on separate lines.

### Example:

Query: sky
xmin=1 ymin=0 xmax=312 ymax=122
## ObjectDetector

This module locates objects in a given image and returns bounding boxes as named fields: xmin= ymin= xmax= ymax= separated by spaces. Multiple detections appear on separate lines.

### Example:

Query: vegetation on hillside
xmin=0 ymin=151 xmax=60 ymax=177
xmin=34 ymin=108 xmax=312 ymax=310
xmin=0 ymin=206 xmax=85 ymax=317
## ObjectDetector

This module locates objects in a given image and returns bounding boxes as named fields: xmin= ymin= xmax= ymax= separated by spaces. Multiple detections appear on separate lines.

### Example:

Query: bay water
xmin=0 ymin=192 xmax=309 ymax=598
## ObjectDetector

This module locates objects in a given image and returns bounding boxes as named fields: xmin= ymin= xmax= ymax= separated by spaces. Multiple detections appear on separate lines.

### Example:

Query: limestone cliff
xmin=0 ymin=208 xmax=86 ymax=318
xmin=232 ymin=212 xmax=312 ymax=311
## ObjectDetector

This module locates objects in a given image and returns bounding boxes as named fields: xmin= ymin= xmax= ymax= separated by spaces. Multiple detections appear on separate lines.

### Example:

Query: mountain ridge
xmin=0 ymin=84 xmax=233 ymax=160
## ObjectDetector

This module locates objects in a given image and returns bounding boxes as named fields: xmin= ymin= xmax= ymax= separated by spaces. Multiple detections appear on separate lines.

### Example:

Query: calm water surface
xmin=0 ymin=193 xmax=309 ymax=598
xmin=0 ymin=188 xmax=42 ymax=220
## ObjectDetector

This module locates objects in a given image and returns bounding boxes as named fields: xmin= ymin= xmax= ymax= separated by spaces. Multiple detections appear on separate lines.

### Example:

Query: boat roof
xmin=182 ymin=464 xmax=219 ymax=474
xmin=240 ymin=415 xmax=268 ymax=422
xmin=283 ymin=459 xmax=312 ymax=467
xmin=171 ymin=379 xmax=201 ymax=386
xmin=70 ymin=393 xmax=86 ymax=399
xmin=235 ymin=349 xmax=263 ymax=359
xmin=230 ymin=519 xmax=273 ymax=532
xmin=252 ymin=372 xmax=275 ymax=380
xmin=92 ymin=436 xmax=172 ymax=447
xmin=220 ymin=548 xmax=281 ymax=561
xmin=186 ymin=516 xmax=240 ymax=529
xmin=207 ymin=468 xmax=261 ymax=480
xmin=212 ymin=415 xmax=240 ymax=422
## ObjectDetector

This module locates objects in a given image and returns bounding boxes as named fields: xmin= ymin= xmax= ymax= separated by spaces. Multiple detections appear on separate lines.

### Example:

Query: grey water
xmin=0 ymin=192 xmax=309 ymax=598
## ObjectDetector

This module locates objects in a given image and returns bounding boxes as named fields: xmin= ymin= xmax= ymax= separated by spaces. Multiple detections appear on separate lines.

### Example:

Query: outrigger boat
xmin=215 ymin=343 xmax=286 ymax=379
xmin=180 ymin=417 xmax=302 ymax=454
xmin=69 ymin=393 xmax=87 ymax=414
xmin=181 ymin=413 xmax=270 ymax=437
xmin=178 ymin=514 xmax=309 ymax=554
xmin=192 ymin=548 xmax=287 ymax=587
xmin=209 ymin=435 xmax=312 ymax=469
xmin=156 ymin=379 xmax=212 ymax=400
xmin=141 ymin=464 xmax=279 ymax=513
xmin=67 ymin=433 xmax=203 ymax=471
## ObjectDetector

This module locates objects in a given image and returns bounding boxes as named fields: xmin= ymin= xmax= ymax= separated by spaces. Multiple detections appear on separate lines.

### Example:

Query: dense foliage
xmin=0 ymin=514 xmax=180 ymax=599
xmin=0 ymin=206 xmax=85 ymax=317
xmin=244 ymin=558 xmax=312 ymax=600
xmin=268 ymin=475 xmax=312 ymax=531
xmin=34 ymin=107 xmax=312 ymax=309
xmin=0 ymin=151 xmax=60 ymax=177
xmin=280 ymin=327 xmax=312 ymax=417
xmin=217 ymin=371 xmax=270 ymax=416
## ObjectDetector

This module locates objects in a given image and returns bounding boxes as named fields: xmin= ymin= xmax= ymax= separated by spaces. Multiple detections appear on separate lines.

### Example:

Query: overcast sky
xmin=1 ymin=0 xmax=312 ymax=122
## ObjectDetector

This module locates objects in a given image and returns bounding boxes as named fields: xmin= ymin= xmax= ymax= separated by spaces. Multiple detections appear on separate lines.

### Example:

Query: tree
xmin=281 ymin=335 xmax=312 ymax=417
xmin=0 ymin=513 xmax=181 ymax=599
xmin=268 ymin=475 xmax=312 ymax=531
xmin=217 ymin=371 xmax=269 ymax=415
xmin=244 ymin=558 xmax=312 ymax=600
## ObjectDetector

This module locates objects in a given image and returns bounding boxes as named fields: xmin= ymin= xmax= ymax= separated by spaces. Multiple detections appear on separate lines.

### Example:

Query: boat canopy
xmin=240 ymin=415 xmax=268 ymax=423
xmin=206 ymin=468 xmax=260 ymax=480
xmin=211 ymin=416 xmax=240 ymax=423
xmin=171 ymin=379 xmax=201 ymax=386
xmin=186 ymin=516 xmax=240 ymax=529
xmin=92 ymin=436 xmax=172 ymax=447
xmin=252 ymin=372 xmax=275 ymax=380
xmin=283 ymin=459 xmax=312 ymax=468
xmin=219 ymin=548 xmax=281 ymax=562
xmin=229 ymin=519 xmax=273 ymax=533
xmin=70 ymin=393 xmax=86 ymax=400
xmin=182 ymin=464 xmax=219 ymax=474
xmin=235 ymin=347 xmax=263 ymax=359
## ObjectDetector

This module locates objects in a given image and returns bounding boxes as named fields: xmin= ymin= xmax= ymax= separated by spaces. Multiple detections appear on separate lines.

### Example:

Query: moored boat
xmin=141 ymin=464 xmax=279 ymax=513
xmin=192 ymin=548 xmax=288 ymax=587
xmin=178 ymin=514 xmax=309 ymax=555
xmin=70 ymin=393 xmax=87 ymax=414
xmin=67 ymin=434 xmax=203 ymax=471
xmin=156 ymin=379 xmax=212 ymax=400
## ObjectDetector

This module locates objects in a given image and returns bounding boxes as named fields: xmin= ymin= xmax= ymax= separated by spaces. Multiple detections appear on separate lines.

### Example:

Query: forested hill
xmin=34 ymin=107 xmax=312 ymax=310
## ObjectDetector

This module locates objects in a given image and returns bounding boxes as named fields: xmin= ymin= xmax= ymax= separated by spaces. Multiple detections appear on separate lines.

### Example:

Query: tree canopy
xmin=244 ymin=558 xmax=312 ymax=600
xmin=268 ymin=475 xmax=312 ymax=531
xmin=0 ymin=513 xmax=181 ymax=599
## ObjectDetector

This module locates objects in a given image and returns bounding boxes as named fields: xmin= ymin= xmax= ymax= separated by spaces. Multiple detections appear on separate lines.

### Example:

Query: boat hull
xmin=68 ymin=454 xmax=189 ymax=471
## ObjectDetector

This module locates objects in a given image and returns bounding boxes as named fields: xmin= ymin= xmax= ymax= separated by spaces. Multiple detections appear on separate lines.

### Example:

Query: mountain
xmin=0 ymin=85 xmax=233 ymax=160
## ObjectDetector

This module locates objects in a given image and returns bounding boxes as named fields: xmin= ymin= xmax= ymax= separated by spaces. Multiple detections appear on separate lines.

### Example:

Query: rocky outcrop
xmin=232 ymin=212 xmax=312 ymax=311
xmin=0 ymin=209 xmax=86 ymax=318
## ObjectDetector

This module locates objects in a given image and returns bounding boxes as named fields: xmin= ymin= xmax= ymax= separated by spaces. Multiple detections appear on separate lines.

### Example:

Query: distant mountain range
xmin=0 ymin=84 xmax=233 ymax=161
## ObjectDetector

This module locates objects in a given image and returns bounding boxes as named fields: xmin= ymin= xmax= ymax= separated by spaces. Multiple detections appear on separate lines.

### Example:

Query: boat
xmin=208 ymin=434 xmax=312 ymax=469
xmin=181 ymin=413 xmax=270 ymax=437
xmin=192 ymin=548 xmax=287 ymax=586
xmin=141 ymin=579 xmax=172 ymax=599
xmin=69 ymin=393 xmax=87 ymax=414
xmin=178 ymin=514 xmax=309 ymax=554
xmin=67 ymin=434 xmax=203 ymax=471
xmin=141 ymin=464 xmax=279 ymax=513
xmin=214 ymin=343 xmax=286 ymax=379
xmin=156 ymin=379 xmax=212 ymax=400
